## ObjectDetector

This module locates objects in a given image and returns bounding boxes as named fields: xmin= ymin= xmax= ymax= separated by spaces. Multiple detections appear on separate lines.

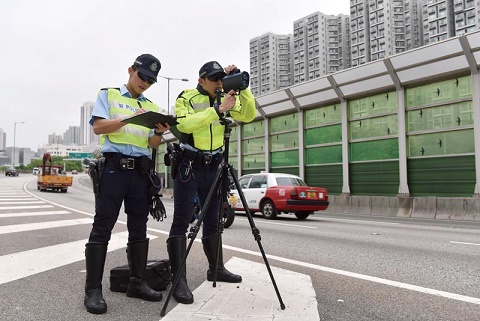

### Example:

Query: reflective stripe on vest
xmin=99 ymin=89 xmax=158 ymax=148
xmin=178 ymin=89 xmax=226 ymax=150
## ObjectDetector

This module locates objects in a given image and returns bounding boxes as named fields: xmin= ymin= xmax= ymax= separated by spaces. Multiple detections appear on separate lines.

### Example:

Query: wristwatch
xmin=154 ymin=130 xmax=164 ymax=136
xmin=214 ymin=104 xmax=225 ymax=119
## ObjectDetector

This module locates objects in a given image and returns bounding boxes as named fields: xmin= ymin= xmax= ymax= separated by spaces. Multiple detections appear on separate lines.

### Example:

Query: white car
xmin=230 ymin=172 xmax=329 ymax=220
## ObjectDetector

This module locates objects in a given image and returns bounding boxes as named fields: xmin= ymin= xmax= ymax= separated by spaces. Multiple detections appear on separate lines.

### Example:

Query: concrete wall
xmin=161 ymin=187 xmax=479 ymax=222
xmin=323 ymin=195 xmax=480 ymax=221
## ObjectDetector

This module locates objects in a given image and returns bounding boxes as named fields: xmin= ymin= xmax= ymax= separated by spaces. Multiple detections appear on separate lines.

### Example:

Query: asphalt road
xmin=1 ymin=174 xmax=479 ymax=321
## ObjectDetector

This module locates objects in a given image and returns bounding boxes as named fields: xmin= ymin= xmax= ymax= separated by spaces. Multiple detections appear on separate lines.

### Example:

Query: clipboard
xmin=121 ymin=111 xmax=179 ymax=128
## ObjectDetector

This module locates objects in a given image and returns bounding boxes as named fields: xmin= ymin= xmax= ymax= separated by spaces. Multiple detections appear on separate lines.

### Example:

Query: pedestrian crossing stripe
xmin=0 ymin=205 xmax=54 ymax=210
xmin=0 ymin=201 xmax=46 ymax=205
xmin=0 ymin=231 xmax=158 ymax=284
xmin=0 ymin=210 xmax=71 ymax=218
xmin=0 ymin=218 xmax=93 ymax=235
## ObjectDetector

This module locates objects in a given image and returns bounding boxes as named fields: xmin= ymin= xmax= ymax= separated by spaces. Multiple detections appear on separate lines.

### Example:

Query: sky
xmin=0 ymin=0 xmax=350 ymax=150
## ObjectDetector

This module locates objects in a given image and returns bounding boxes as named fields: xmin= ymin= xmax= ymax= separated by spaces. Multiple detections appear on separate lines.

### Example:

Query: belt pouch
xmin=140 ymin=155 xmax=150 ymax=174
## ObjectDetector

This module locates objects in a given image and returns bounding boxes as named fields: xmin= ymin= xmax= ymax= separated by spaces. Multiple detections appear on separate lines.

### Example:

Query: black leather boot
xmin=126 ymin=239 xmax=163 ymax=302
xmin=202 ymin=233 xmax=242 ymax=283
xmin=166 ymin=236 xmax=194 ymax=304
xmin=84 ymin=243 xmax=108 ymax=314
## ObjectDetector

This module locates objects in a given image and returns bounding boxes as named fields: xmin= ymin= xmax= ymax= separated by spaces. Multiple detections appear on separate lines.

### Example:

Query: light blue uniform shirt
xmin=89 ymin=85 xmax=155 ymax=157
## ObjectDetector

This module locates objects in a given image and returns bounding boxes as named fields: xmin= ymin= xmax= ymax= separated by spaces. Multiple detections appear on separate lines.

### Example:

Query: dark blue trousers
xmin=169 ymin=154 xmax=222 ymax=238
xmin=88 ymin=164 xmax=150 ymax=244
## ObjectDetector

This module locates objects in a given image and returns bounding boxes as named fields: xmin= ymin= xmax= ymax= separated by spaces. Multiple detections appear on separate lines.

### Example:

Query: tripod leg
xmin=161 ymin=163 xmax=225 ymax=316
xmin=209 ymin=162 xmax=227 ymax=287
xmin=228 ymin=164 xmax=286 ymax=310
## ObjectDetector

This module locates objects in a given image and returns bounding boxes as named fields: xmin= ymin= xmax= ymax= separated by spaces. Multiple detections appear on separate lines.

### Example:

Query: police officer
xmin=167 ymin=61 xmax=256 ymax=304
xmin=84 ymin=54 xmax=170 ymax=314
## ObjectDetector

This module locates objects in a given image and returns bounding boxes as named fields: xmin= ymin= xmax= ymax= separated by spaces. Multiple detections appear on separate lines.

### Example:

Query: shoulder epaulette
xmin=179 ymin=88 xmax=202 ymax=100
xmin=177 ymin=90 xmax=187 ymax=100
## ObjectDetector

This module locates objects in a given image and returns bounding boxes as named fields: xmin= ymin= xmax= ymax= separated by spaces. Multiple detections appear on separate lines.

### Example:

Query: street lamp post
xmin=158 ymin=75 xmax=189 ymax=115
xmin=13 ymin=121 xmax=25 ymax=168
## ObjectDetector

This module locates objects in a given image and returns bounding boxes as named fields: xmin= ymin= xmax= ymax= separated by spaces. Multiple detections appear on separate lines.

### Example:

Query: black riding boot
xmin=84 ymin=243 xmax=108 ymax=314
xmin=126 ymin=239 xmax=163 ymax=302
xmin=166 ymin=236 xmax=194 ymax=304
xmin=202 ymin=233 xmax=242 ymax=283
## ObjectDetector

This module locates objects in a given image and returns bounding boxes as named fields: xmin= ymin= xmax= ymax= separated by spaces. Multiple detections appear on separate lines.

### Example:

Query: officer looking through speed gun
xmin=165 ymin=60 xmax=256 ymax=305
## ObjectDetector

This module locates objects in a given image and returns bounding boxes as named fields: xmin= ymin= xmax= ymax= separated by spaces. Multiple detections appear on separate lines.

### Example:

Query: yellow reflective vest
xmin=175 ymin=88 xmax=256 ymax=151
xmin=99 ymin=88 xmax=158 ymax=148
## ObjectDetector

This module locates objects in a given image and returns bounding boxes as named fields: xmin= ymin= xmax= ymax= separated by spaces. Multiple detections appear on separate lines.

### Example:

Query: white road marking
xmin=322 ymin=217 xmax=400 ymax=225
xmin=0 ymin=218 xmax=93 ymax=235
xmin=450 ymin=241 xmax=480 ymax=246
xmin=147 ymin=224 xmax=480 ymax=306
xmin=0 ymin=205 xmax=54 ymax=210
xmin=0 ymin=232 xmax=157 ymax=284
xmin=0 ymin=193 xmax=26 ymax=196
xmin=0 ymin=197 xmax=37 ymax=200
xmin=0 ymin=201 xmax=46 ymax=205
xmin=19 ymin=186 xmax=480 ymax=306
xmin=235 ymin=217 xmax=317 ymax=229
xmin=221 ymin=245 xmax=480 ymax=305
xmin=161 ymin=257 xmax=319 ymax=321
xmin=24 ymin=187 xmax=95 ymax=217
xmin=0 ymin=210 xmax=71 ymax=218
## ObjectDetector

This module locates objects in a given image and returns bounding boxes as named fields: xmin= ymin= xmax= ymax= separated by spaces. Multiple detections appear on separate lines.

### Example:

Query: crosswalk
xmin=0 ymin=177 xmax=319 ymax=320
xmin=1 ymin=231 xmax=132 ymax=284
xmin=0 ymin=180 xmax=154 ymax=285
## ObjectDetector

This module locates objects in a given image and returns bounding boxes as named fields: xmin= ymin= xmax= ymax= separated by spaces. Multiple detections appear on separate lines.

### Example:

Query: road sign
xmin=68 ymin=152 xmax=93 ymax=159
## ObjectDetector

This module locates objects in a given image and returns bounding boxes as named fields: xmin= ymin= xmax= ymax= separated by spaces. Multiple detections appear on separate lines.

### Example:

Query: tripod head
xmin=213 ymin=89 xmax=234 ymax=127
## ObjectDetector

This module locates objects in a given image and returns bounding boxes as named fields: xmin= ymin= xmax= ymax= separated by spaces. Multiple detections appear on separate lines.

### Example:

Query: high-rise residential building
xmin=453 ymin=0 xmax=479 ymax=35
xmin=405 ymin=0 xmax=424 ymax=50
xmin=63 ymin=126 xmax=81 ymax=145
xmin=370 ymin=0 xmax=407 ymax=61
xmin=249 ymin=11 xmax=351 ymax=97
xmin=422 ymin=0 xmax=480 ymax=45
xmin=293 ymin=12 xmax=351 ymax=84
xmin=248 ymin=1 xmax=480 ymax=97
xmin=250 ymin=33 xmax=293 ymax=97
xmin=422 ymin=0 xmax=455 ymax=44
xmin=350 ymin=0 xmax=370 ymax=66
xmin=0 ymin=128 xmax=5 ymax=151
xmin=80 ymin=102 xmax=96 ymax=145
xmin=350 ymin=0 xmax=430 ymax=65
xmin=48 ymin=133 xmax=63 ymax=145
xmin=338 ymin=14 xmax=352 ymax=71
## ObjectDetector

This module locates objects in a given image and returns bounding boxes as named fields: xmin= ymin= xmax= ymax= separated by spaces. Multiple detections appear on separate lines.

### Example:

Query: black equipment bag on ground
xmin=109 ymin=259 xmax=172 ymax=292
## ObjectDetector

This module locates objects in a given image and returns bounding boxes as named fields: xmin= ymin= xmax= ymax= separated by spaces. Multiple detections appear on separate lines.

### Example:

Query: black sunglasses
xmin=137 ymin=71 xmax=156 ymax=85
xmin=206 ymin=74 xmax=224 ymax=82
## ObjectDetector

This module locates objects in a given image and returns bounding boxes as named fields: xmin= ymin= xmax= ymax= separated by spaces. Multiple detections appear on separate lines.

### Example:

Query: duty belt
xmin=104 ymin=152 xmax=143 ymax=170
xmin=181 ymin=148 xmax=218 ymax=165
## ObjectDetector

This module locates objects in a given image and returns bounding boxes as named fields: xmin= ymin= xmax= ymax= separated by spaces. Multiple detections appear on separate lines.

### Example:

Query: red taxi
xmin=230 ymin=173 xmax=329 ymax=220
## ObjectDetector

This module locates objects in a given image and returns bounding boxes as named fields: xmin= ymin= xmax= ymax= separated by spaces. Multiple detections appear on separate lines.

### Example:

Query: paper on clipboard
xmin=121 ymin=111 xmax=179 ymax=129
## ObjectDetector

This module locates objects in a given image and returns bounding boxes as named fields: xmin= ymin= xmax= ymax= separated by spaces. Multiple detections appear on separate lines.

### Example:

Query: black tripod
xmin=160 ymin=91 xmax=285 ymax=317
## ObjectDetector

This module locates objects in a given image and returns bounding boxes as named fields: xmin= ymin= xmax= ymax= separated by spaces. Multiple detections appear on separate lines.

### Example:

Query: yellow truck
xmin=37 ymin=153 xmax=73 ymax=193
